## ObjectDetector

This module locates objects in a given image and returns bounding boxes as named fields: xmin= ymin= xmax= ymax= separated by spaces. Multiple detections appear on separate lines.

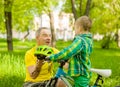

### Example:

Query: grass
xmin=90 ymin=48 xmax=120 ymax=87
xmin=0 ymin=52 xmax=25 ymax=87
xmin=0 ymin=39 xmax=120 ymax=87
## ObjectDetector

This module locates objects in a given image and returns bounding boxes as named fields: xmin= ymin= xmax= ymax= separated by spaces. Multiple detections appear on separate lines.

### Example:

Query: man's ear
xmin=36 ymin=36 xmax=38 ymax=41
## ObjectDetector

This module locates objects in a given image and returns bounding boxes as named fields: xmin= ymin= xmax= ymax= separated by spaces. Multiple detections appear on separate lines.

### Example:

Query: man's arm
xmin=27 ymin=59 xmax=44 ymax=79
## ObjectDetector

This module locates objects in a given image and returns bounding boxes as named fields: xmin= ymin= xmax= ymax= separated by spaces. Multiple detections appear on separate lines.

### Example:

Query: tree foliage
xmin=0 ymin=0 xmax=59 ymax=32
xmin=62 ymin=0 xmax=120 ymax=48
xmin=0 ymin=0 xmax=120 ymax=49
xmin=62 ymin=0 xmax=120 ymax=34
xmin=0 ymin=0 xmax=5 ymax=33
xmin=0 ymin=0 xmax=51 ymax=33
xmin=62 ymin=0 xmax=88 ymax=17
xmin=90 ymin=0 xmax=118 ymax=34
xmin=0 ymin=0 xmax=60 ymax=51
xmin=12 ymin=0 xmax=44 ymax=32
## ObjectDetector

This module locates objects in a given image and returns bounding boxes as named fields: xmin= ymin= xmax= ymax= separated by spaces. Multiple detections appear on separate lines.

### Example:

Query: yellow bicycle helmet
xmin=34 ymin=45 xmax=54 ymax=60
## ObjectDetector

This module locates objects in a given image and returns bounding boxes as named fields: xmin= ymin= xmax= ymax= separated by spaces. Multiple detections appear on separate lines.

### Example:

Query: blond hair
xmin=75 ymin=16 xmax=92 ymax=31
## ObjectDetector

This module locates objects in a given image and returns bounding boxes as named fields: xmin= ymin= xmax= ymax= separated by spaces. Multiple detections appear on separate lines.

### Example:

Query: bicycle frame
xmin=45 ymin=61 xmax=112 ymax=87
xmin=46 ymin=66 xmax=73 ymax=87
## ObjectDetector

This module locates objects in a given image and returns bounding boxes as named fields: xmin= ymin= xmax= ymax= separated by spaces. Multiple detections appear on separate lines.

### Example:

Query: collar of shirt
xmin=75 ymin=33 xmax=92 ymax=39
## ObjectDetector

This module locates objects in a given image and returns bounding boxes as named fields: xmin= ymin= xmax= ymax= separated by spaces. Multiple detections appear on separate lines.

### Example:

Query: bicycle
xmin=34 ymin=45 xmax=112 ymax=87
xmin=45 ymin=60 xmax=112 ymax=87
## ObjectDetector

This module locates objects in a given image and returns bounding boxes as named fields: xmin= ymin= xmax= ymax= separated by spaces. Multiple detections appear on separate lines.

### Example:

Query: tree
xmin=71 ymin=0 xmax=77 ymax=20
xmin=62 ymin=0 xmax=120 ymax=48
xmin=49 ymin=12 xmax=56 ymax=47
xmin=88 ymin=0 xmax=120 ymax=48
xmin=63 ymin=0 xmax=92 ymax=20
xmin=12 ymin=0 xmax=43 ymax=32
xmin=0 ymin=0 xmax=5 ymax=33
xmin=84 ymin=0 xmax=92 ymax=16
xmin=4 ymin=0 xmax=13 ymax=51
xmin=38 ymin=0 xmax=60 ymax=47
xmin=3 ymin=0 xmax=43 ymax=51
xmin=0 ymin=0 xmax=60 ymax=51
xmin=0 ymin=0 xmax=44 ymax=51
xmin=111 ymin=0 xmax=120 ymax=47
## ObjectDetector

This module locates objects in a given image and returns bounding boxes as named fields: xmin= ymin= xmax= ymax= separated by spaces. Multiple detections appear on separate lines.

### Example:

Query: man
xmin=47 ymin=16 xmax=93 ymax=87
xmin=23 ymin=27 xmax=65 ymax=87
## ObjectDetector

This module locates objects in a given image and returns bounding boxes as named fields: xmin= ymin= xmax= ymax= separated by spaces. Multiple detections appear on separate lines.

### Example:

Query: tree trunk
xmin=79 ymin=0 xmax=82 ymax=16
xmin=71 ymin=0 xmax=77 ymax=20
xmin=22 ymin=28 xmax=29 ymax=42
xmin=4 ymin=0 xmax=13 ymax=51
xmin=118 ymin=29 xmax=120 ymax=47
xmin=49 ymin=12 xmax=56 ymax=47
xmin=4 ymin=11 xmax=13 ymax=51
xmin=84 ymin=0 xmax=92 ymax=16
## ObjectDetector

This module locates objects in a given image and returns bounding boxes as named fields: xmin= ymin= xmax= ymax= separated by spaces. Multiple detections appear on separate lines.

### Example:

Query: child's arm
xmin=49 ymin=38 xmax=83 ymax=61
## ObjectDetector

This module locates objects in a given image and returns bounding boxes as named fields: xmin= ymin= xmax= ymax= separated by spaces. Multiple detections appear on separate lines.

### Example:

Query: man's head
xmin=35 ymin=27 xmax=51 ymax=46
xmin=74 ymin=16 xmax=92 ymax=35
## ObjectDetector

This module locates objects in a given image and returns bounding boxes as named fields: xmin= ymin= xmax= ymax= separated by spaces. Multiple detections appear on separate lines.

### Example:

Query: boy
xmin=46 ymin=16 xmax=93 ymax=87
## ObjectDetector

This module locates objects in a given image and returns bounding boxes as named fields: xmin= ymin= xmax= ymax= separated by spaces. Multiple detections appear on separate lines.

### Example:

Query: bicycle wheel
xmin=60 ymin=75 xmax=74 ymax=87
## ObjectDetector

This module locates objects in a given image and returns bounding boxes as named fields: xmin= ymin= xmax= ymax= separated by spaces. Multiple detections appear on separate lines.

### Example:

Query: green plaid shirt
xmin=49 ymin=34 xmax=93 ymax=78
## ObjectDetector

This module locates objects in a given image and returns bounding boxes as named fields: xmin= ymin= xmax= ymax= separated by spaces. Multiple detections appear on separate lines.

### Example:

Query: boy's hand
xmin=63 ymin=62 xmax=69 ymax=69
xmin=36 ymin=54 xmax=46 ymax=60
xmin=45 ymin=56 xmax=50 ymax=62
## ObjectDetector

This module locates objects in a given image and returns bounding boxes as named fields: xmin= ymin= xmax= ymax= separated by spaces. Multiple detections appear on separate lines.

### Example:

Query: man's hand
xmin=36 ymin=59 xmax=44 ymax=66
xmin=30 ymin=59 xmax=44 ymax=79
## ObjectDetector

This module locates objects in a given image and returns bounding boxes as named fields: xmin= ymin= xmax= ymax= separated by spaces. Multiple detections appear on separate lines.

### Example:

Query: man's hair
xmin=35 ymin=27 xmax=50 ymax=37
xmin=75 ymin=16 xmax=92 ymax=31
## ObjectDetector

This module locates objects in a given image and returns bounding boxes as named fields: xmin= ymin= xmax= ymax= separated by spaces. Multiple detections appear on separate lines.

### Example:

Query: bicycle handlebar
xmin=36 ymin=54 xmax=68 ymax=68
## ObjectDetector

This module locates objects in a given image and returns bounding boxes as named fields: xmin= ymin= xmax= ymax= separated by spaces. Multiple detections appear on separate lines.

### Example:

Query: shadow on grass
xmin=0 ymin=75 xmax=24 ymax=87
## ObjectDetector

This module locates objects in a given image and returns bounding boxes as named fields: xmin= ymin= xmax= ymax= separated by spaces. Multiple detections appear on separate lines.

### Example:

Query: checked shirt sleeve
xmin=49 ymin=38 xmax=83 ymax=61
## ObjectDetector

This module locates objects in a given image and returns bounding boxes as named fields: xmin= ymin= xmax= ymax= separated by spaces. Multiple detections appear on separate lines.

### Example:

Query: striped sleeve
xmin=49 ymin=38 xmax=83 ymax=61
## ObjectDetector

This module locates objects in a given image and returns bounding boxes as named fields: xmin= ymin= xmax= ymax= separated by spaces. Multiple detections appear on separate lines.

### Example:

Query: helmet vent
xmin=39 ymin=48 xmax=42 ymax=51
xmin=34 ymin=45 xmax=54 ymax=57
xmin=48 ymin=51 xmax=52 ymax=54
xmin=43 ymin=48 xmax=47 ymax=51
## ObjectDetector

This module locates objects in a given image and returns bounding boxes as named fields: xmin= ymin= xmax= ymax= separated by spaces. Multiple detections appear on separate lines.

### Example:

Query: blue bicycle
xmin=45 ymin=60 xmax=112 ymax=87
xmin=34 ymin=45 xmax=112 ymax=87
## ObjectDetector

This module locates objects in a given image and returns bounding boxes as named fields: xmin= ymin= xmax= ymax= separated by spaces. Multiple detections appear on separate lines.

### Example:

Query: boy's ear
xmin=78 ymin=24 xmax=83 ymax=29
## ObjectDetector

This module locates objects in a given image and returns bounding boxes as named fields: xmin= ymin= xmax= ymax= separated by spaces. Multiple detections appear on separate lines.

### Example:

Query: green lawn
xmin=0 ymin=39 xmax=120 ymax=87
